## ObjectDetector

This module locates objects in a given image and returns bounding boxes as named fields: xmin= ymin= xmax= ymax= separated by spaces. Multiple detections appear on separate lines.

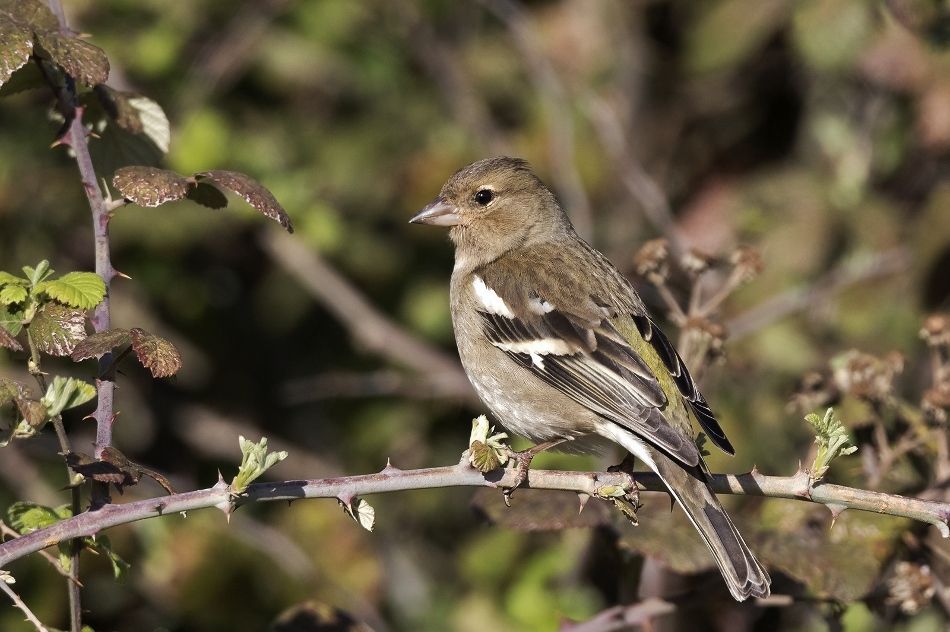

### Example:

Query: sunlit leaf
xmin=197 ymin=170 xmax=294 ymax=232
xmin=0 ymin=284 xmax=27 ymax=305
xmin=6 ymin=501 xmax=61 ymax=534
xmin=129 ymin=328 xmax=181 ymax=378
xmin=0 ymin=17 xmax=32 ymax=89
xmin=113 ymin=165 xmax=191 ymax=207
xmin=41 ymin=375 xmax=96 ymax=417
xmin=70 ymin=328 xmax=130 ymax=361
xmin=0 ymin=305 xmax=23 ymax=336
xmin=34 ymin=31 xmax=109 ymax=87
xmin=29 ymin=302 xmax=87 ymax=356
xmin=39 ymin=271 xmax=106 ymax=310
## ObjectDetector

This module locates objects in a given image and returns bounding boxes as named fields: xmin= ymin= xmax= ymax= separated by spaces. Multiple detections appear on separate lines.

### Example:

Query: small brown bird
xmin=410 ymin=157 xmax=770 ymax=601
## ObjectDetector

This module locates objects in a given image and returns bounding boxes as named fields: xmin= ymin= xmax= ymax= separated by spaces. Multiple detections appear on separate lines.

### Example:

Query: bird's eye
xmin=474 ymin=189 xmax=494 ymax=206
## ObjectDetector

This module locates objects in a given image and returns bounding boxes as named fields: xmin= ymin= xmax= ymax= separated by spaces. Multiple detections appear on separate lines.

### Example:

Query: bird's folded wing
xmin=473 ymin=274 xmax=702 ymax=467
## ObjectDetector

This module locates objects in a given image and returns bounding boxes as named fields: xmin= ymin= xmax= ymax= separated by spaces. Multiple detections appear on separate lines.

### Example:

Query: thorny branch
xmin=0 ymin=576 xmax=49 ymax=632
xmin=0 ymin=457 xmax=947 ymax=571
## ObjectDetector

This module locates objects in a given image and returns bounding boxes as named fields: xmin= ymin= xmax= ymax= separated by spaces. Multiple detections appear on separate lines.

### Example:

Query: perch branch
xmin=0 ymin=460 xmax=946 ymax=570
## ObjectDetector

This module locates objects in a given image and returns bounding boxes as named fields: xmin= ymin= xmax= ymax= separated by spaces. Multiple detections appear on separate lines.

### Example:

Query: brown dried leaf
xmin=197 ymin=170 xmax=293 ymax=232
xmin=0 ymin=0 xmax=59 ymax=31
xmin=0 ymin=18 xmax=32 ymax=89
xmin=70 ymin=328 xmax=130 ymax=361
xmin=34 ymin=31 xmax=109 ymax=87
xmin=17 ymin=397 xmax=47 ymax=428
xmin=66 ymin=450 xmax=139 ymax=491
xmin=30 ymin=302 xmax=87 ymax=357
xmin=113 ymin=166 xmax=191 ymax=208
xmin=471 ymin=488 xmax=613 ymax=531
xmin=129 ymin=327 xmax=181 ymax=378
xmin=0 ymin=325 xmax=22 ymax=351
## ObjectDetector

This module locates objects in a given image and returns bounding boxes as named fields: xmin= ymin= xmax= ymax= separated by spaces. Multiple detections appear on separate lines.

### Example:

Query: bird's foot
xmin=607 ymin=453 xmax=641 ymax=515
xmin=501 ymin=438 xmax=568 ymax=506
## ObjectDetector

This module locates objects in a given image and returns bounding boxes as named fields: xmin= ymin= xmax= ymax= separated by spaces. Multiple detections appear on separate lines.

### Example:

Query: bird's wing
xmin=471 ymin=269 xmax=704 ymax=467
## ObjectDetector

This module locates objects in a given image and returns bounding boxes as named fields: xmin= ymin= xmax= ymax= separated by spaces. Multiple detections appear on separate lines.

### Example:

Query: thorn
xmin=216 ymin=470 xmax=225 ymax=484
xmin=113 ymin=269 xmax=132 ymax=281
xmin=827 ymin=503 xmax=846 ymax=529
xmin=577 ymin=492 xmax=590 ymax=514
xmin=750 ymin=464 xmax=759 ymax=476
xmin=337 ymin=493 xmax=354 ymax=508
xmin=380 ymin=458 xmax=400 ymax=474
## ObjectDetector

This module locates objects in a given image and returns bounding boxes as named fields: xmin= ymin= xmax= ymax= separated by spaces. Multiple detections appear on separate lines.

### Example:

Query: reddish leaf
xmin=129 ymin=327 xmax=181 ymax=378
xmin=197 ymin=170 xmax=293 ymax=232
xmin=34 ymin=31 xmax=109 ymax=87
xmin=70 ymin=328 xmax=130 ymax=361
xmin=0 ymin=325 xmax=22 ymax=351
xmin=113 ymin=166 xmax=191 ymax=208
xmin=66 ymin=447 xmax=174 ymax=495
xmin=17 ymin=397 xmax=47 ymax=428
xmin=29 ymin=302 xmax=87 ymax=356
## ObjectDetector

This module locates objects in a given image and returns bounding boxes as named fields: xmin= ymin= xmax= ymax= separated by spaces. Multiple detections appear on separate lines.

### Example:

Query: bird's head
xmin=410 ymin=157 xmax=571 ymax=269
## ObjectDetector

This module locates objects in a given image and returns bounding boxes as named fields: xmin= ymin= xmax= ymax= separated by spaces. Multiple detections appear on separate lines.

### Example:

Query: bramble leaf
xmin=0 ymin=284 xmax=27 ymax=305
xmin=39 ymin=271 xmax=106 ymax=310
xmin=806 ymin=407 xmax=857 ymax=481
xmin=29 ymin=302 xmax=86 ymax=356
xmin=113 ymin=166 xmax=190 ymax=207
xmin=0 ymin=0 xmax=59 ymax=31
xmin=340 ymin=497 xmax=375 ymax=532
xmin=0 ymin=271 xmax=28 ymax=286
xmin=129 ymin=328 xmax=181 ymax=378
xmin=231 ymin=435 xmax=288 ymax=494
xmin=41 ymin=376 xmax=96 ymax=417
xmin=0 ymin=305 xmax=23 ymax=337
xmin=6 ymin=501 xmax=60 ymax=534
xmin=0 ymin=17 xmax=31 ymax=90
xmin=187 ymin=181 xmax=228 ymax=209
xmin=34 ymin=31 xmax=109 ymax=87
xmin=196 ymin=170 xmax=294 ymax=232
xmin=70 ymin=328 xmax=131 ymax=361
xmin=0 ymin=324 xmax=21 ymax=351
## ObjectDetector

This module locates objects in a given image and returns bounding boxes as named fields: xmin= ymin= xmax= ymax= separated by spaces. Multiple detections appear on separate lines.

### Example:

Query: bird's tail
xmin=651 ymin=452 xmax=771 ymax=601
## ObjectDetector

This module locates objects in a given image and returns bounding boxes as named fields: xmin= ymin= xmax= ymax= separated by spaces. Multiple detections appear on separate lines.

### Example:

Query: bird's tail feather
xmin=600 ymin=424 xmax=770 ymax=601
xmin=651 ymin=454 xmax=771 ymax=601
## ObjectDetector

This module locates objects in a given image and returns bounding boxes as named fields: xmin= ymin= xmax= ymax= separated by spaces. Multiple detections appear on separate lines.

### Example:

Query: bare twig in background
xmin=587 ymin=95 xmax=685 ymax=258
xmin=477 ymin=0 xmax=593 ymax=239
xmin=0 ymin=577 xmax=49 ymax=632
xmin=1 ymin=459 xmax=947 ymax=570
xmin=259 ymin=229 xmax=474 ymax=402
xmin=560 ymin=598 xmax=675 ymax=632
xmin=726 ymin=247 xmax=911 ymax=341
xmin=184 ymin=0 xmax=294 ymax=106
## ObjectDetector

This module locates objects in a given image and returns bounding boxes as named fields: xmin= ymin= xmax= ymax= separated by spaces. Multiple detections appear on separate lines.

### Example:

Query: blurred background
xmin=2 ymin=0 xmax=950 ymax=630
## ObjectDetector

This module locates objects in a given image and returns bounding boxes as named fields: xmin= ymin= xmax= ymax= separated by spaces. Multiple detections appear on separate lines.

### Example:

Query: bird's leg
xmin=607 ymin=453 xmax=641 ymax=512
xmin=501 ymin=438 xmax=568 ymax=505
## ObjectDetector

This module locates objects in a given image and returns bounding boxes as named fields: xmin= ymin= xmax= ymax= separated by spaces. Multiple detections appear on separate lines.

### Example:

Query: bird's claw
xmin=500 ymin=438 xmax=568 ymax=505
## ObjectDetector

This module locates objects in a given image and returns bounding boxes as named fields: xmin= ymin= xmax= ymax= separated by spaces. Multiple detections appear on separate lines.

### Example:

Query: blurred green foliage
xmin=2 ymin=0 xmax=950 ymax=630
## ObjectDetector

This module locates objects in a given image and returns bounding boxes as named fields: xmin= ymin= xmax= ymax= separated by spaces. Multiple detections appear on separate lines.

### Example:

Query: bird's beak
xmin=409 ymin=197 xmax=460 ymax=227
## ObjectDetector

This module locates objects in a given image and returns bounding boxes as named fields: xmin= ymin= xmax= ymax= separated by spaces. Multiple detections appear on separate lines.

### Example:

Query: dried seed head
xmin=788 ymin=371 xmax=840 ymax=414
xmin=832 ymin=350 xmax=903 ymax=403
xmin=634 ymin=238 xmax=670 ymax=284
xmin=680 ymin=249 xmax=716 ymax=278
xmin=923 ymin=380 xmax=950 ymax=424
xmin=887 ymin=562 xmax=935 ymax=615
xmin=730 ymin=246 xmax=764 ymax=284
xmin=920 ymin=314 xmax=950 ymax=348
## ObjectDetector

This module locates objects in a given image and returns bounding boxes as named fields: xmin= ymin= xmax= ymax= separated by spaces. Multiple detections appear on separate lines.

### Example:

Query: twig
xmin=560 ymin=598 xmax=675 ymax=632
xmin=0 ymin=523 xmax=78 ymax=586
xmin=477 ymin=0 xmax=594 ymax=239
xmin=726 ymin=248 xmax=910 ymax=341
xmin=0 ymin=460 xmax=947 ymax=570
xmin=259 ymin=229 xmax=475 ymax=402
xmin=0 ymin=578 xmax=50 ymax=632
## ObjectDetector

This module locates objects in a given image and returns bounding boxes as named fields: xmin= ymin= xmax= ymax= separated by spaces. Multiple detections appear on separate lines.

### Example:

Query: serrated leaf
xmin=0 ymin=0 xmax=59 ymax=31
xmin=40 ymin=271 xmax=106 ymax=309
xmin=113 ymin=166 xmax=191 ymax=207
xmin=0 ymin=17 xmax=32 ymax=89
xmin=196 ymin=170 xmax=293 ymax=232
xmin=129 ymin=328 xmax=181 ymax=378
xmin=6 ymin=501 xmax=61 ymax=534
xmin=0 ymin=325 xmax=21 ymax=351
xmin=0 ymin=305 xmax=23 ymax=336
xmin=70 ymin=328 xmax=130 ymax=361
xmin=34 ymin=31 xmax=109 ymax=87
xmin=0 ymin=271 xmax=28 ymax=286
xmin=30 ymin=302 xmax=87 ymax=356
xmin=0 ymin=284 xmax=27 ymax=305
xmin=41 ymin=376 xmax=96 ymax=417
xmin=186 ymin=181 xmax=228 ymax=209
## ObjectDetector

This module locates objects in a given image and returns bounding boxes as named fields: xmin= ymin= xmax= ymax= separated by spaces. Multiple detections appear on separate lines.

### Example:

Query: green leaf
xmin=29 ymin=302 xmax=87 ymax=356
xmin=231 ymin=435 xmax=288 ymax=494
xmin=0 ymin=305 xmax=23 ymax=336
xmin=196 ymin=170 xmax=294 ymax=232
xmin=41 ymin=376 xmax=96 ymax=417
xmin=23 ymin=260 xmax=51 ymax=285
xmin=6 ymin=501 xmax=61 ymax=534
xmin=34 ymin=31 xmax=109 ymax=87
xmin=0 ymin=378 xmax=26 ymax=408
xmin=0 ymin=271 xmax=27 ymax=286
xmin=0 ymin=0 xmax=59 ymax=31
xmin=0 ymin=18 xmax=31 ymax=91
xmin=70 ymin=328 xmax=131 ymax=361
xmin=806 ymin=407 xmax=858 ymax=481
xmin=113 ymin=165 xmax=191 ymax=208
xmin=0 ymin=284 xmax=27 ymax=305
xmin=40 ymin=271 xmax=106 ymax=310
xmin=129 ymin=328 xmax=181 ymax=378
